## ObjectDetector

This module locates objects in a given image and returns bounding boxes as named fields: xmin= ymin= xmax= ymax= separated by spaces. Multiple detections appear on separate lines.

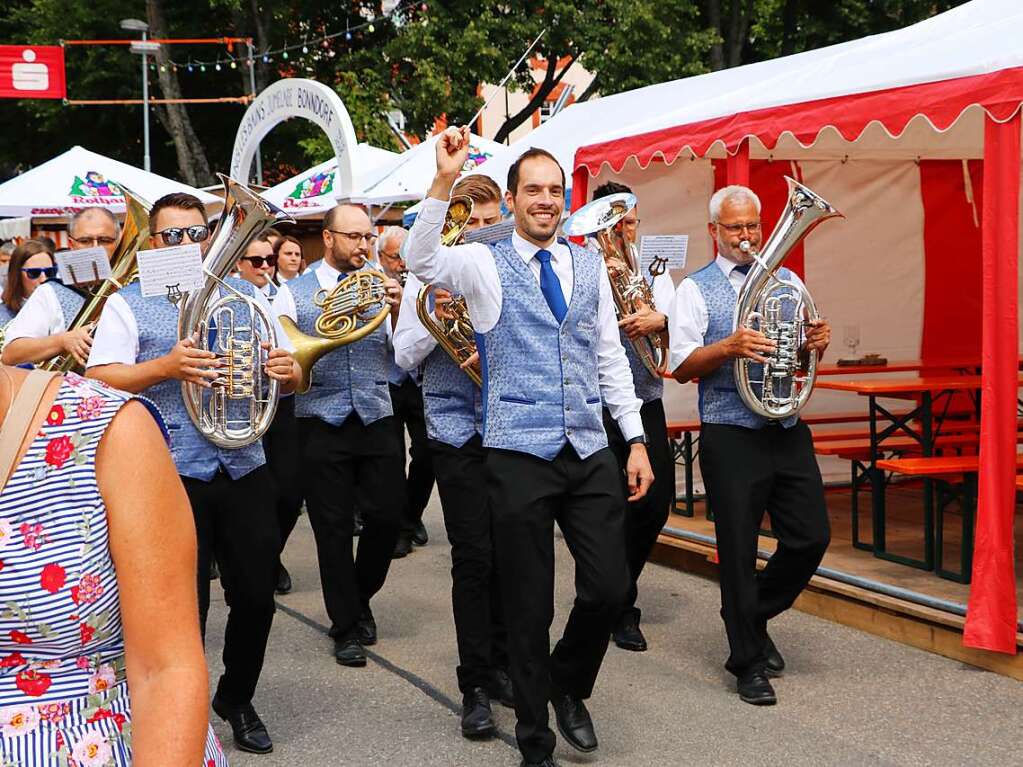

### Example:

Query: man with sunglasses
xmin=1 ymin=206 xmax=120 ymax=367
xmin=275 ymin=203 xmax=404 ymax=669
xmin=86 ymin=192 xmax=301 ymax=755
xmin=669 ymin=185 xmax=831 ymax=706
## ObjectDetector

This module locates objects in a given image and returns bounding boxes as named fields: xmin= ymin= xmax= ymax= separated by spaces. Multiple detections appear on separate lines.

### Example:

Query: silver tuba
xmin=178 ymin=174 xmax=294 ymax=448
xmin=733 ymin=177 xmax=842 ymax=419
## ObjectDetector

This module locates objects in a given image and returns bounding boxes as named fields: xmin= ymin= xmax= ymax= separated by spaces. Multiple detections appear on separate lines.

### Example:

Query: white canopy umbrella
xmin=261 ymin=143 xmax=399 ymax=218
xmin=0 ymin=146 xmax=221 ymax=218
xmin=352 ymin=133 xmax=503 ymax=205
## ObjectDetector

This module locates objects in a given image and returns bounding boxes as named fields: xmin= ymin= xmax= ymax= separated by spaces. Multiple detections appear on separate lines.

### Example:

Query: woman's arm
xmin=96 ymin=401 xmax=208 ymax=767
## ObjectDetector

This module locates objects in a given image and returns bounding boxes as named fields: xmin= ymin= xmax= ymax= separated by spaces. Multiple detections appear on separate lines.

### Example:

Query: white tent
xmin=353 ymin=133 xmax=503 ymax=205
xmin=262 ymin=143 xmax=399 ymax=218
xmin=0 ymin=146 xmax=221 ymax=217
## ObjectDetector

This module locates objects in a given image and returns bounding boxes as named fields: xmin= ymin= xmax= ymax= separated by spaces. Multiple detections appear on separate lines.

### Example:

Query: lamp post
xmin=120 ymin=18 xmax=154 ymax=172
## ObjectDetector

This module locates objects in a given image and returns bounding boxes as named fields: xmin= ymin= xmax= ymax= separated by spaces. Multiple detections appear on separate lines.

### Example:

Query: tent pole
xmin=964 ymin=112 xmax=1020 ymax=655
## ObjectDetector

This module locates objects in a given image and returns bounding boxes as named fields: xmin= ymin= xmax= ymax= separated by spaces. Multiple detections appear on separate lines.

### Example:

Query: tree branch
xmin=493 ymin=53 xmax=576 ymax=145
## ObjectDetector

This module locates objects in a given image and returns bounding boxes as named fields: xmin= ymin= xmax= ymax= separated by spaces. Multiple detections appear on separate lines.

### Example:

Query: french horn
xmin=733 ymin=177 xmax=842 ymax=420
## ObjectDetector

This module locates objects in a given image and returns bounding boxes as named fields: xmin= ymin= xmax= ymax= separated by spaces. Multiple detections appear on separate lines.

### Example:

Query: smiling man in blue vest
xmin=669 ymin=185 xmax=832 ymax=707
xmin=406 ymin=126 xmax=654 ymax=767
xmin=85 ymin=192 xmax=301 ymax=755
xmin=274 ymin=203 xmax=406 ymax=670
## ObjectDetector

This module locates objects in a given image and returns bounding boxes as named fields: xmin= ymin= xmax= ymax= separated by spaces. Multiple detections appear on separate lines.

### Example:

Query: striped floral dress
xmin=0 ymin=373 xmax=227 ymax=766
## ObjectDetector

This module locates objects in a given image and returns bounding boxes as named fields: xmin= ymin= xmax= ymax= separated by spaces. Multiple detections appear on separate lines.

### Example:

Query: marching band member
xmin=407 ymin=127 xmax=654 ymax=767
xmin=589 ymin=182 xmax=676 ymax=653
xmin=393 ymin=174 xmax=512 ymax=739
xmin=376 ymin=225 xmax=436 ymax=557
xmin=86 ymin=192 xmax=300 ymax=754
xmin=273 ymin=234 xmax=305 ymax=282
xmin=669 ymin=185 xmax=831 ymax=706
xmin=275 ymin=204 xmax=404 ymax=668
xmin=237 ymin=233 xmax=303 ymax=595
xmin=0 ymin=239 xmax=56 ymax=324
xmin=2 ymin=206 xmax=119 ymax=367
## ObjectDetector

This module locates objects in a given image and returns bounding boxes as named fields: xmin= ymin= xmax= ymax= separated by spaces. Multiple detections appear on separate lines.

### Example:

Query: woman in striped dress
xmin=0 ymin=368 xmax=226 ymax=765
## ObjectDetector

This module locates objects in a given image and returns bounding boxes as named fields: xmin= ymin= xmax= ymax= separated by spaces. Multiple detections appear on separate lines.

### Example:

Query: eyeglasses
xmin=69 ymin=235 xmax=117 ymax=247
xmin=241 ymin=254 xmax=278 ymax=268
xmin=326 ymin=229 xmax=378 ymax=245
xmin=716 ymin=221 xmax=762 ymax=234
xmin=22 ymin=266 xmax=58 ymax=280
xmin=153 ymin=225 xmax=211 ymax=246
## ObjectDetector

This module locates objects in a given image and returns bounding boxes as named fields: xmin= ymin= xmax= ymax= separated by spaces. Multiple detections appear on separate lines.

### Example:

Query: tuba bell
xmin=178 ymin=174 xmax=294 ymax=448
xmin=40 ymin=185 xmax=152 ymax=373
xmin=562 ymin=192 xmax=668 ymax=379
xmin=414 ymin=195 xmax=482 ymax=385
xmin=732 ymin=177 xmax=843 ymax=420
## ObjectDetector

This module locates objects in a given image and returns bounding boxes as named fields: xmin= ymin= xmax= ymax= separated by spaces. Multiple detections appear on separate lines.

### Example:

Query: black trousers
xmin=699 ymin=422 xmax=830 ymax=677
xmin=262 ymin=395 xmax=303 ymax=556
xmin=299 ymin=414 xmax=403 ymax=641
xmin=603 ymin=399 xmax=674 ymax=617
xmin=488 ymin=445 xmax=628 ymax=763
xmin=430 ymin=435 xmax=508 ymax=693
xmin=389 ymin=378 xmax=435 ymax=533
xmin=183 ymin=467 xmax=280 ymax=707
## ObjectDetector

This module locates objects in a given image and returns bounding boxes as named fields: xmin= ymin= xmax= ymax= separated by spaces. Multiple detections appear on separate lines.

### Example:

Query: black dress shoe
xmin=411 ymin=520 xmax=429 ymax=546
xmin=392 ymin=534 xmax=412 ymax=559
xmin=357 ymin=609 xmax=377 ymax=646
xmin=487 ymin=667 xmax=515 ymax=708
xmin=334 ymin=638 xmax=367 ymax=667
xmin=612 ymin=609 xmax=648 ymax=652
xmin=764 ymin=634 xmax=785 ymax=678
xmin=551 ymin=692 xmax=597 ymax=753
xmin=460 ymin=687 xmax=496 ymax=738
xmin=520 ymin=758 xmax=559 ymax=767
xmin=211 ymin=696 xmax=273 ymax=754
xmin=736 ymin=671 xmax=777 ymax=705
xmin=274 ymin=564 xmax=292 ymax=595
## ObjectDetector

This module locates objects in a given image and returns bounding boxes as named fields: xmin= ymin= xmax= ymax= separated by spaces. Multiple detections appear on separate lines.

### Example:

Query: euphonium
xmin=733 ymin=177 xmax=843 ymax=419
xmin=562 ymin=192 xmax=667 ymax=379
xmin=40 ymin=185 xmax=152 ymax=373
xmin=278 ymin=266 xmax=392 ymax=394
xmin=179 ymin=174 xmax=293 ymax=448
xmin=415 ymin=195 xmax=481 ymax=385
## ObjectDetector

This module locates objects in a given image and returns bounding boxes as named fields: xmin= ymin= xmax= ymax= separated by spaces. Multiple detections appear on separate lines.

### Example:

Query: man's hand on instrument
xmin=383 ymin=277 xmax=403 ymax=308
xmin=433 ymin=288 xmax=456 ymax=321
xmin=61 ymin=325 xmax=94 ymax=366
xmin=161 ymin=333 xmax=220 ymax=387
xmin=626 ymin=444 xmax=654 ymax=502
xmin=722 ymin=327 xmax=776 ymax=364
xmin=263 ymin=344 xmax=297 ymax=383
xmin=618 ymin=301 xmax=666 ymax=340
xmin=435 ymin=126 xmax=471 ymax=179
xmin=459 ymin=350 xmax=480 ymax=376
xmin=804 ymin=318 xmax=831 ymax=355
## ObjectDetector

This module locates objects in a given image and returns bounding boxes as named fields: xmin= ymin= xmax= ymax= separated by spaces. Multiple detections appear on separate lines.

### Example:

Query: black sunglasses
xmin=154 ymin=225 xmax=210 ymax=246
xmin=241 ymin=254 xmax=278 ymax=268
xmin=22 ymin=266 xmax=58 ymax=280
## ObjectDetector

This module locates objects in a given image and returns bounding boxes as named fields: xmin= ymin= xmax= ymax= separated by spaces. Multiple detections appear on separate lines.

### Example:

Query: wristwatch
xmin=627 ymin=434 xmax=648 ymax=446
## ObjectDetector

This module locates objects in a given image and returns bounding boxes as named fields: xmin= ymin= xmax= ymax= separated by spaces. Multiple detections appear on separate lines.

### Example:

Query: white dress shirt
xmin=265 ymin=281 xmax=297 ymax=321
xmin=88 ymin=284 xmax=293 ymax=369
xmin=4 ymin=283 xmax=67 ymax=342
xmin=405 ymin=197 xmax=643 ymax=440
xmin=668 ymin=254 xmax=808 ymax=371
xmin=392 ymin=272 xmax=440 ymax=371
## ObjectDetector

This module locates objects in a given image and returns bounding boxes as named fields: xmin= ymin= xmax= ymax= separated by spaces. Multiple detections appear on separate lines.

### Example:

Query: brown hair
xmin=3 ymin=240 xmax=55 ymax=313
xmin=272 ymin=234 xmax=302 ymax=256
xmin=149 ymin=192 xmax=208 ymax=233
xmin=452 ymin=174 xmax=502 ymax=205
xmin=507 ymin=147 xmax=565 ymax=194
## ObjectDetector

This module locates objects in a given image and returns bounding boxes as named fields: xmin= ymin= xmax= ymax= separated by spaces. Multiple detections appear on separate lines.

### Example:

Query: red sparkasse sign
xmin=0 ymin=45 xmax=66 ymax=99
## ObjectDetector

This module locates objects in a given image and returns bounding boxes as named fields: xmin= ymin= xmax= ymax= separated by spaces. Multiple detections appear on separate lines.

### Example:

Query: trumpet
xmin=415 ymin=195 xmax=481 ymax=385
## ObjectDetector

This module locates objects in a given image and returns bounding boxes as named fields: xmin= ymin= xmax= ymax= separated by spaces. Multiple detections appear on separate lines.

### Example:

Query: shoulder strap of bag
xmin=0 ymin=369 xmax=59 ymax=492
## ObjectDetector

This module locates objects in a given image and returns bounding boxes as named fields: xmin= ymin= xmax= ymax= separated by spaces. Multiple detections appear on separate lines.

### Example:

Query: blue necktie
xmin=735 ymin=262 xmax=752 ymax=275
xmin=535 ymin=249 xmax=568 ymax=324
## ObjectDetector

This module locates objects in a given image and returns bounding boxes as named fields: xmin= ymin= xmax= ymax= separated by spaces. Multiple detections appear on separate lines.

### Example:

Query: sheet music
xmin=55 ymin=247 xmax=110 ymax=286
xmin=136 ymin=244 xmax=205 ymax=299
xmin=639 ymin=235 xmax=688 ymax=273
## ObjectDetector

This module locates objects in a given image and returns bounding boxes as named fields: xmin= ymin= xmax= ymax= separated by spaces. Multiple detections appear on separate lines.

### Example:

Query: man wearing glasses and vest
xmin=275 ymin=204 xmax=405 ymax=669
xmin=2 ymin=206 xmax=119 ymax=367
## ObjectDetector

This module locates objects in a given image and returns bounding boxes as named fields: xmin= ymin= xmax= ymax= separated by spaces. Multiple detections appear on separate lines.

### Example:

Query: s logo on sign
xmin=0 ymin=45 xmax=66 ymax=100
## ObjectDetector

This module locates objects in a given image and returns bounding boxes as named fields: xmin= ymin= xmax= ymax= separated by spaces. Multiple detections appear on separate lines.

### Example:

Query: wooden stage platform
xmin=652 ymin=484 xmax=1023 ymax=679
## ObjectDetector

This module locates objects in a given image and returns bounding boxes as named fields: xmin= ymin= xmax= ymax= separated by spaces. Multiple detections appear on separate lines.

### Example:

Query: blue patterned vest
xmin=288 ymin=268 xmax=392 ymax=426
xmin=0 ymin=302 xmax=16 ymax=325
xmin=49 ymin=281 xmax=87 ymax=331
xmin=118 ymin=279 xmax=267 ymax=480
xmin=421 ymin=344 xmax=481 ymax=448
xmin=690 ymin=262 xmax=799 ymax=429
xmin=621 ymin=332 xmax=663 ymax=403
xmin=476 ymin=238 xmax=606 ymax=461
